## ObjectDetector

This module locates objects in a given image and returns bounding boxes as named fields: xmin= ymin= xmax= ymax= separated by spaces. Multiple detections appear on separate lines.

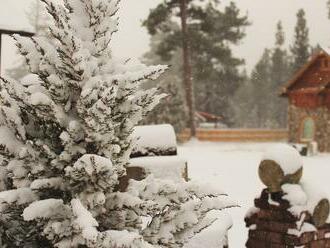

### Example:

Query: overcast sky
xmin=1 ymin=0 xmax=330 ymax=74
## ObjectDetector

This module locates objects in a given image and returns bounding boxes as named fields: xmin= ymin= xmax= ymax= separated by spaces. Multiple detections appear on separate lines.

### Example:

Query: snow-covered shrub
xmin=0 ymin=0 xmax=235 ymax=247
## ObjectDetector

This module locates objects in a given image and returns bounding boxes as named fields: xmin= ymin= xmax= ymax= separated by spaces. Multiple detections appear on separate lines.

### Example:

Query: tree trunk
xmin=0 ymin=34 xmax=2 ymax=76
xmin=180 ymin=0 xmax=196 ymax=137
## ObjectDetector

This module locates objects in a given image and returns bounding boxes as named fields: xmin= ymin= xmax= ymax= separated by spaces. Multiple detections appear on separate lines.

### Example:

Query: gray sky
xmin=1 ymin=0 xmax=330 ymax=74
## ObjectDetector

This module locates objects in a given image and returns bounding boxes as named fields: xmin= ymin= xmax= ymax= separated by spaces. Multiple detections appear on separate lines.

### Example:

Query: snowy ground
xmin=178 ymin=141 xmax=330 ymax=247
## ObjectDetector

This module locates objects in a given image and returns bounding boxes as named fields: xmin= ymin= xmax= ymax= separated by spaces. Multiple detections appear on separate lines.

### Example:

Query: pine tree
xmin=142 ymin=34 xmax=188 ymax=133
xmin=270 ymin=21 xmax=290 ymax=128
xmin=232 ymin=72 xmax=259 ymax=128
xmin=0 ymin=1 xmax=234 ymax=247
xmin=144 ymin=80 xmax=188 ymax=133
xmin=290 ymin=9 xmax=310 ymax=73
xmin=248 ymin=49 xmax=273 ymax=127
xmin=234 ymin=22 xmax=293 ymax=128
xmin=233 ymin=49 xmax=275 ymax=128
xmin=311 ymin=44 xmax=322 ymax=55
xmin=253 ymin=49 xmax=274 ymax=127
xmin=144 ymin=0 xmax=249 ymax=127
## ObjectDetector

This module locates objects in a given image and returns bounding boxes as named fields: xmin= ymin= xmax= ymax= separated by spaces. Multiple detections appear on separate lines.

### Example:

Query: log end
xmin=313 ymin=198 xmax=330 ymax=228
xmin=258 ymin=160 xmax=285 ymax=192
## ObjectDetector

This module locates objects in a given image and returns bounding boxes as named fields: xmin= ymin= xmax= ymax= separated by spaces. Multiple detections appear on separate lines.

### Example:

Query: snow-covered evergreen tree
xmin=0 ymin=0 xmax=234 ymax=247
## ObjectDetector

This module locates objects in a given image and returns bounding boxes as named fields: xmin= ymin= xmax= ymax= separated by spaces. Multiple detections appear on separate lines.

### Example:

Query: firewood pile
xmin=245 ymin=145 xmax=330 ymax=247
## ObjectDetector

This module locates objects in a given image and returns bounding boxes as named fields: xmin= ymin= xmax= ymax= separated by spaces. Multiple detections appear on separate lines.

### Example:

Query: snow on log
xmin=303 ymin=183 xmax=330 ymax=227
xmin=0 ymin=0 xmax=34 ymax=34
xmin=259 ymin=144 xmax=303 ymax=192
xmin=129 ymin=156 xmax=188 ymax=182
xmin=119 ymin=156 xmax=188 ymax=192
xmin=131 ymin=124 xmax=177 ymax=158
xmin=282 ymin=183 xmax=330 ymax=227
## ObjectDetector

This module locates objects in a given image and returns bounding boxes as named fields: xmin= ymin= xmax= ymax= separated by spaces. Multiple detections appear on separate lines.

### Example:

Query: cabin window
xmin=325 ymin=59 xmax=329 ymax=68
xmin=300 ymin=117 xmax=315 ymax=141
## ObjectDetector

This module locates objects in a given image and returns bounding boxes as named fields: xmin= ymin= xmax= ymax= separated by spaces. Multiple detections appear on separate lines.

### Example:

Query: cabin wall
xmin=288 ymin=104 xmax=330 ymax=152
xmin=289 ymin=92 xmax=323 ymax=108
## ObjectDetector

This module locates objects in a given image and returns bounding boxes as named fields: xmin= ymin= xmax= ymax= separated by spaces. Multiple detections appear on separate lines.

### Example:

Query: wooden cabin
xmin=281 ymin=50 xmax=330 ymax=152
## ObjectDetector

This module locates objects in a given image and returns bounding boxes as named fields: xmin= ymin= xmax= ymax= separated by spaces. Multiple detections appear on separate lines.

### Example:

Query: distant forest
xmin=141 ymin=1 xmax=321 ymax=132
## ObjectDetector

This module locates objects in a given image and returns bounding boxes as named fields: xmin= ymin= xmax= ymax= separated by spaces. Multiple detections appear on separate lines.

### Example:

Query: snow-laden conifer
xmin=0 ymin=0 xmax=234 ymax=247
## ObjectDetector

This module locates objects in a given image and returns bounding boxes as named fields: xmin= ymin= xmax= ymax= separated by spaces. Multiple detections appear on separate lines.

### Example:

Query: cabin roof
xmin=280 ymin=49 xmax=330 ymax=97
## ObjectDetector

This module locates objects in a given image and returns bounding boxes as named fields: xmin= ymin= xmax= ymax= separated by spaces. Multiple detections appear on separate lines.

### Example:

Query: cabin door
xmin=300 ymin=117 xmax=315 ymax=141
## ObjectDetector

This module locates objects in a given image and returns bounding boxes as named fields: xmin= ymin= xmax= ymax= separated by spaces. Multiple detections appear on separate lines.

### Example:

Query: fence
xmin=178 ymin=129 xmax=289 ymax=142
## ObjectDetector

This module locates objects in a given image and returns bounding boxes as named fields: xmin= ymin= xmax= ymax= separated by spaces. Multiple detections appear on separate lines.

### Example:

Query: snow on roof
xmin=319 ymin=45 xmax=330 ymax=55
xmin=281 ymin=48 xmax=330 ymax=95
xmin=262 ymin=144 xmax=302 ymax=175
xmin=0 ymin=0 xmax=35 ymax=34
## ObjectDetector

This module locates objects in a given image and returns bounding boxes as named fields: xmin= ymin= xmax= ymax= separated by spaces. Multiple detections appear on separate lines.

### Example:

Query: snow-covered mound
xmin=132 ymin=124 xmax=177 ymax=157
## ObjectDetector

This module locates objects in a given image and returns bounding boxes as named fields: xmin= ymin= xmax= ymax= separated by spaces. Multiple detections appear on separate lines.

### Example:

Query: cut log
xmin=117 ymin=167 xmax=147 ymax=192
xmin=131 ymin=124 xmax=177 ymax=158
xmin=312 ymin=198 xmax=330 ymax=228
xmin=259 ymin=160 xmax=303 ymax=192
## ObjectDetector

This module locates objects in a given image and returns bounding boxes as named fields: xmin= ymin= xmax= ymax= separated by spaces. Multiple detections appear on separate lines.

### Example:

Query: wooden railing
xmin=178 ymin=129 xmax=288 ymax=142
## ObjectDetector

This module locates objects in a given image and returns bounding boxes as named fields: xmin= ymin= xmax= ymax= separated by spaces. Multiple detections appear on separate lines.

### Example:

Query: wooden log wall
xmin=178 ymin=129 xmax=288 ymax=142
xmin=245 ymin=146 xmax=330 ymax=247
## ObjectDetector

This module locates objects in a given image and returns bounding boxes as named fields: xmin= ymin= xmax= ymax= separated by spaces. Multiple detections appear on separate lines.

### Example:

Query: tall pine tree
xmin=233 ymin=49 xmax=273 ymax=128
xmin=248 ymin=49 xmax=273 ymax=127
xmin=0 ymin=0 xmax=234 ymax=247
xmin=290 ymin=9 xmax=310 ymax=73
xmin=270 ymin=21 xmax=290 ymax=128
xmin=144 ymin=1 xmax=249 ymax=126
xmin=234 ymin=21 xmax=293 ymax=128
xmin=142 ymin=34 xmax=188 ymax=133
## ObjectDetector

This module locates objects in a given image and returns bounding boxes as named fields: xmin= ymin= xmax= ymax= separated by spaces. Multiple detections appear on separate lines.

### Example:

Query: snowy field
xmin=178 ymin=141 xmax=330 ymax=247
